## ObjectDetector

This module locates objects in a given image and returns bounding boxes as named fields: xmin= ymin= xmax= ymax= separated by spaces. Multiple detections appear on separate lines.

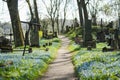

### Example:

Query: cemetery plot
xmin=69 ymin=42 xmax=120 ymax=80
xmin=0 ymin=38 xmax=61 ymax=80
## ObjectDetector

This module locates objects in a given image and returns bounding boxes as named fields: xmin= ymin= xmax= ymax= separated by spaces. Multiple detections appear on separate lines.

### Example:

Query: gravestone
xmin=66 ymin=25 xmax=69 ymax=33
xmin=43 ymin=30 xmax=48 ymax=38
xmin=83 ymin=19 xmax=96 ymax=48
xmin=0 ymin=36 xmax=12 ymax=52
xmin=53 ymin=32 xmax=58 ymax=38
xmin=96 ymin=31 xmax=105 ymax=42
xmin=30 ymin=19 xmax=40 ymax=47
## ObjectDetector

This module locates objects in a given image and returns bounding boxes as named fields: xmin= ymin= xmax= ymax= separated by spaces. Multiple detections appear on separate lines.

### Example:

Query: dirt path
xmin=39 ymin=35 xmax=76 ymax=80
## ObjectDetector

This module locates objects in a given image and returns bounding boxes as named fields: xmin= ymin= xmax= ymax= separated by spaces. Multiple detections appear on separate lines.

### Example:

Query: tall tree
xmin=26 ymin=0 xmax=39 ymax=47
xmin=42 ymin=0 xmax=60 ymax=33
xmin=3 ymin=0 xmax=24 ymax=47
xmin=61 ymin=0 xmax=69 ymax=33
xmin=88 ymin=0 xmax=103 ymax=25
xmin=77 ymin=0 xmax=83 ymax=27
xmin=26 ymin=0 xmax=34 ymax=19
xmin=77 ymin=0 xmax=92 ymax=47
xmin=34 ymin=0 xmax=40 ymax=25
xmin=56 ymin=0 xmax=62 ymax=34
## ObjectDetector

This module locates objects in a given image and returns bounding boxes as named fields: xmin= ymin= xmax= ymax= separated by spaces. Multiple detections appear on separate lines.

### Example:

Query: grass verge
xmin=0 ymin=38 xmax=61 ymax=80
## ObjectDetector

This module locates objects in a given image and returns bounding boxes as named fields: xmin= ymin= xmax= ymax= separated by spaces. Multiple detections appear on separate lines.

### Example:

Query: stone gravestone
xmin=53 ymin=32 xmax=58 ymax=38
xmin=83 ymin=19 xmax=96 ymax=48
xmin=30 ymin=18 xmax=39 ymax=47
xmin=113 ymin=29 xmax=119 ymax=49
xmin=43 ymin=30 xmax=48 ymax=38
xmin=66 ymin=25 xmax=69 ymax=33
xmin=96 ymin=30 xmax=105 ymax=42
xmin=0 ymin=36 xmax=12 ymax=52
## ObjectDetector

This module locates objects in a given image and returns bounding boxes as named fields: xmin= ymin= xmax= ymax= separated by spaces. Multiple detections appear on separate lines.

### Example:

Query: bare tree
xmin=34 ymin=0 xmax=40 ymax=26
xmin=88 ymin=0 xmax=103 ymax=25
xmin=56 ymin=0 xmax=62 ymax=34
xmin=42 ymin=0 xmax=60 ymax=33
xmin=26 ymin=0 xmax=34 ymax=19
xmin=77 ymin=0 xmax=83 ymax=27
xmin=61 ymin=0 xmax=69 ymax=33
xmin=3 ymin=0 xmax=24 ymax=47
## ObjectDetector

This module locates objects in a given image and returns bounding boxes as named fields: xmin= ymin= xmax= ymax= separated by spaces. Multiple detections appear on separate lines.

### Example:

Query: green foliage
xmin=52 ymin=38 xmax=61 ymax=42
xmin=66 ymin=26 xmax=101 ymax=40
xmin=70 ymin=42 xmax=120 ymax=80
xmin=68 ymin=41 xmax=81 ymax=52
xmin=66 ymin=27 xmax=83 ymax=40
xmin=92 ymin=26 xmax=101 ymax=39
xmin=69 ymin=42 xmax=120 ymax=80
xmin=0 ymin=38 xmax=61 ymax=80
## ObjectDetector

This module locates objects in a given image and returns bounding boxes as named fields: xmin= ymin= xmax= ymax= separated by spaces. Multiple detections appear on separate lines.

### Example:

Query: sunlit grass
xmin=0 ymin=38 xmax=61 ymax=80
xmin=66 ymin=26 xmax=120 ymax=79
xmin=70 ymin=42 xmax=120 ymax=80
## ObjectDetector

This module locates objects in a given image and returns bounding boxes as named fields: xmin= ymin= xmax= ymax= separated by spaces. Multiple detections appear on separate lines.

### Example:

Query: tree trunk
xmin=81 ymin=0 xmax=88 ymax=20
xmin=26 ymin=0 xmax=39 ymax=47
xmin=34 ymin=0 xmax=40 ymax=29
xmin=77 ymin=0 xmax=83 ymax=27
xmin=51 ymin=19 xmax=55 ymax=33
xmin=92 ymin=14 xmax=97 ymax=26
xmin=61 ymin=0 xmax=68 ymax=33
xmin=83 ymin=20 xmax=92 ymax=42
xmin=56 ymin=18 xmax=60 ymax=34
xmin=81 ymin=0 xmax=93 ymax=47
xmin=30 ymin=19 xmax=39 ymax=47
xmin=26 ymin=0 xmax=34 ymax=19
xmin=118 ymin=16 xmax=120 ymax=29
xmin=61 ymin=7 xmax=66 ymax=33
xmin=7 ymin=0 xmax=24 ymax=47
xmin=25 ymin=0 xmax=34 ymax=45
xmin=61 ymin=18 xmax=65 ymax=33
xmin=100 ymin=18 xmax=103 ymax=30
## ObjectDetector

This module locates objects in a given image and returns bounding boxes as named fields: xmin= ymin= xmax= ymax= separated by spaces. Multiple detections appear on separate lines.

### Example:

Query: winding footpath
xmin=38 ymin=35 xmax=77 ymax=80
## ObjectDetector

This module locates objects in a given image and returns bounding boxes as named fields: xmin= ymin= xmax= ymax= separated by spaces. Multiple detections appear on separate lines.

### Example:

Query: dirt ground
xmin=38 ymin=35 xmax=77 ymax=80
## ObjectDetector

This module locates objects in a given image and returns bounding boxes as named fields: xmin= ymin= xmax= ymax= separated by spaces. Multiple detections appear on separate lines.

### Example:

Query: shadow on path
xmin=37 ymin=35 xmax=77 ymax=80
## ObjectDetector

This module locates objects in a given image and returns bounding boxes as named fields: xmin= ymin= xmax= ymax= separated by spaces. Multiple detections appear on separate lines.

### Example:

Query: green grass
xmin=0 ymin=38 xmax=61 ymax=80
xmin=66 ymin=27 xmax=83 ymax=40
xmin=66 ymin=25 xmax=120 ymax=79
xmin=69 ymin=42 xmax=120 ymax=80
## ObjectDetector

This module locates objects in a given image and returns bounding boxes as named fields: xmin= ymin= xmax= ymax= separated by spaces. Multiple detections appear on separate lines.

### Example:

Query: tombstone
xmin=104 ymin=28 xmax=120 ymax=50
xmin=106 ymin=21 xmax=113 ymax=28
xmin=0 ymin=36 xmax=12 ymax=52
xmin=25 ymin=31 xmax=30 ymax=45
xmin=83 ymin=20 xmax=92 ymax=46
xmin=87 ymin=46 xmax=92 ymax=50
xmin=102 ymin=47 xmax=114 ymax=52
xmin=66 ymin=25 xmax=69 ymax=33
xmin=43 ymin=30 xmax=48 ymax=38
xmin=68 ymin=26 xmax=71 ymax=31
xmin=49 ymin=42 xmax=52 ymax=46
xmin=73 ymin=18 xmax=79 ymax=29
xmin=96 ymin=30 xmax=105 ymax=42
xmin=113 ymin=29 xmax=119 ymax=49
xmin=74 ymin=35 xmax=81 ymax=44
xmin=30 ymin=18 xmax=40 ymax=47
xmin=47 ymin=31 xmax=53 ymax=39
xmin=28 ymin=47 xmax=32 ymax=53
xmin=85 ymin=40 xmax=96 ymax=48
xmin=53 ymin=32 xmax=58 ymax=38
